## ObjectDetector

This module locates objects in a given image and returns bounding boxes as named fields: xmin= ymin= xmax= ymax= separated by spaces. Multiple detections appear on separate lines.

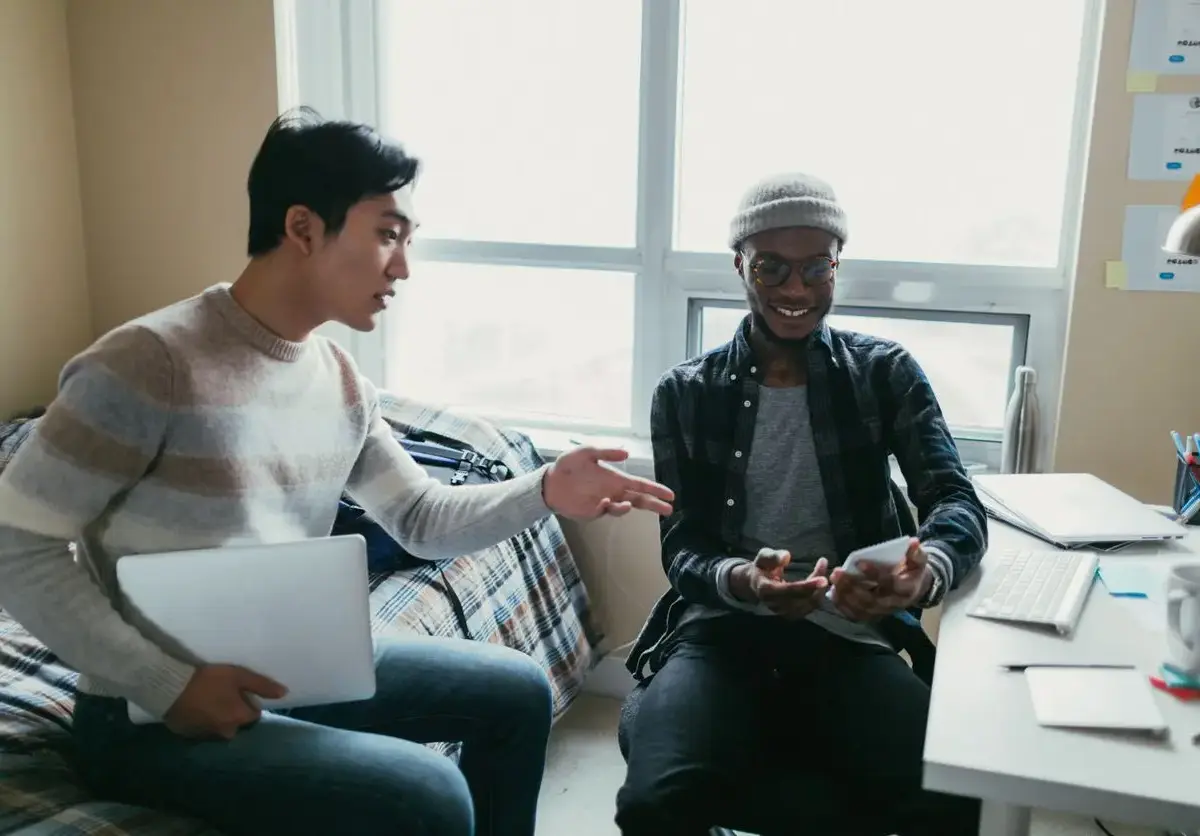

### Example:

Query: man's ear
xmin=283 ymin=206 xmax=325 ymax=256
xmin=733 ymin=251 xmax=744 ymax=278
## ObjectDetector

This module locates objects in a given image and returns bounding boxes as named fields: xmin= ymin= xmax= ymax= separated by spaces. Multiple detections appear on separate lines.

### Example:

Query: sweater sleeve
xmin=344 ymin=379 xmax=552 ymax=560
xmin=0 ymin=327 xmax=196 ymax=717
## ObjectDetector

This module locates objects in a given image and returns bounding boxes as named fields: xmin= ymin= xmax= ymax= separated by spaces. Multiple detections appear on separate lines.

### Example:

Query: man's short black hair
xmin=246 ymin=107 xmax=420 ymax=257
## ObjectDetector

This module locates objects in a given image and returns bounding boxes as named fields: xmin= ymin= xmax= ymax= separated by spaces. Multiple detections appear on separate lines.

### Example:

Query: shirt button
xmin=743 ymin=400 xmax=751 ymax=407
xmin=734 ymin=450 xmax=743 ymax=458
xmin=726 ymin=498 xmax=735 ymax=507
xmin=750 ymin=366 xmax=757 ymax=374
xmin=730 ymin=373 xmax=737 ymax=381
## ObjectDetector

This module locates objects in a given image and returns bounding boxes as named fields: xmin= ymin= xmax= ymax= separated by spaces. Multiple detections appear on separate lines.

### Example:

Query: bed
xmin=0 ymin=394 xmax=601 ymax=834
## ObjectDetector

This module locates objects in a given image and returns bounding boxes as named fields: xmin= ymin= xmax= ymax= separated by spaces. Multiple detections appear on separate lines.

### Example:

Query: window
xmin=388 ymin=263 xmax=635 ymax=426
xmin=285 ymin=0 xmax=1101 ymax=452
xmin=691 ymin=302 xmax=1026 ymax=433
xmin=376 ymin=1 xmax=642 ymax=248
xmin=674 ymin=1 xmax=1089 ymax=268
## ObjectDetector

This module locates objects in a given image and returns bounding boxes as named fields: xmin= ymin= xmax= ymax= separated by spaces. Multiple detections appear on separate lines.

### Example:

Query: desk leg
xmin=978 ymin=800 xmax=1031 ymax=836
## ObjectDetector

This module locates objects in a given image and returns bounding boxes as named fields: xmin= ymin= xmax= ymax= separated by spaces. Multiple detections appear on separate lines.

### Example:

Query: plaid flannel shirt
xmin=626 ymin=315 xmax=988 ymax=680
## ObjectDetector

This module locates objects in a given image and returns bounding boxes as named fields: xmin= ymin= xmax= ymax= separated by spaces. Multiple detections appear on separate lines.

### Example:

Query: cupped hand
xmin=731 ymin=548 xmax=830 ymax=620
xmin=542 ymin=446 xmax=675 ymax=519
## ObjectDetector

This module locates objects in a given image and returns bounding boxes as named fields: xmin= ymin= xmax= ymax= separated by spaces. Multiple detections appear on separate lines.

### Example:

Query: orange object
xmin=1182 ymin=174 xmax=1200 ymax=211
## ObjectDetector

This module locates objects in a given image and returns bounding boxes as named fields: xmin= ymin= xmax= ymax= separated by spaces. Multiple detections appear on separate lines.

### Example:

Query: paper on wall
xmin=1129 ymin=93 xmax=1200 ymax=179
xmin=1130 ymin=0 xmax=1200 ymax=74
xmin=1121 ymin=204 xmax=1200 ymax=292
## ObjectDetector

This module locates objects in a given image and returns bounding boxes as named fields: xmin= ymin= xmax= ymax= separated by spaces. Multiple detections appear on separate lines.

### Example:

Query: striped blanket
xmin=0 ymin=395 xmax=600 ymax=834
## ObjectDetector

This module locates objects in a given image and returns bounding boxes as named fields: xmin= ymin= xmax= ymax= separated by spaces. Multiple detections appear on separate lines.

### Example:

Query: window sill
xmin=515 ymin=426 xmax=656 ymax=479
xmin=518 ymin=425 xmax=993 ymax=487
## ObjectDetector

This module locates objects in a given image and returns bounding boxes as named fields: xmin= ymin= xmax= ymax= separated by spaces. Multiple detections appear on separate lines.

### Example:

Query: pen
xmin=1175 ymin=491 xmax=1200 ymax=525
xmin=1185 ymin=453 xmax=1200 ymax=485
xmin=1173 ymin=431 xmax=1187 ymax=459
xmin=1000 ymin=663 xmax=1135 ymax=672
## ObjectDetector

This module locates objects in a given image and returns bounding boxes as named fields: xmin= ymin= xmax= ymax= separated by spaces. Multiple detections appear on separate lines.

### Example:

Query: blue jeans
xmin=72 ymin=636 xmax=553 ymax=836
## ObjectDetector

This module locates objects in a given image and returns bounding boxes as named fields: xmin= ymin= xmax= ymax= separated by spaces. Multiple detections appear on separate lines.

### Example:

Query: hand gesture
xmin=829 ymin=538 xmax=932 ymax=621
xmin=731 ymin=549 xmax=829 ymax=620
xmin=164 ymin=664 xmax=287 ymax=740
xmin=543 ymin=447 xmax=675 ymax=519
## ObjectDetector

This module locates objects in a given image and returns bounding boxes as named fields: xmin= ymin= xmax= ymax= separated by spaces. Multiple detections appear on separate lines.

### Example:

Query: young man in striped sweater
xmin=0 ymin=109 xmax=674 ymax=836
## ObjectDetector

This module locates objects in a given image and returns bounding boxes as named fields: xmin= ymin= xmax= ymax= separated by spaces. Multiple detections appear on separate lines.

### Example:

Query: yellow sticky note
xmin=1105 ymin=260 xmax=1128 ymax=290
xmin=1126 ymin=71 xmax=1158 ymax=93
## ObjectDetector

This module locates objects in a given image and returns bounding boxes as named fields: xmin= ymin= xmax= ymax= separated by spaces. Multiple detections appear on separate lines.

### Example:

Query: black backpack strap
xmin=428 ymin=566 xmax=473 ymax=641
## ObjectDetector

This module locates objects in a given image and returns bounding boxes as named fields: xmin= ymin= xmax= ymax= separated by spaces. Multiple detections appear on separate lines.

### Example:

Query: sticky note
xmin=1105 ymin=261 xmax=1128 ymax=290
xmin=1126 ymin=71 xmax=1158 ymax=93
xmin=1098 ymin=564 xmax=1152 ymax=598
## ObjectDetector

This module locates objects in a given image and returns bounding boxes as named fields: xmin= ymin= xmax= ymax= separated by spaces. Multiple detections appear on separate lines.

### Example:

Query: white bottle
xmin=1000 ymin=366 xmax=1040 ymax=474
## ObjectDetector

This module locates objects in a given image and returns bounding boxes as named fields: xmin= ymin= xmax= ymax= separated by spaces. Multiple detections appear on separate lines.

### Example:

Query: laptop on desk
xmin=973 ymin=473 xmax=1186 ymax=549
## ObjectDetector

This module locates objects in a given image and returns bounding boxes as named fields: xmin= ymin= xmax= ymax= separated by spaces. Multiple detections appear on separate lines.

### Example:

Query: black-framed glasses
xmin=746 ymin=253 xmax=838 ymax=288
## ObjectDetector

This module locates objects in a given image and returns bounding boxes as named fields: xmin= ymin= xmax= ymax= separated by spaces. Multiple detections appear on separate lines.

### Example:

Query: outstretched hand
xmin=829 ymin=538 xmax=932 ymax=621
xmin=543 ymin=446 xmax=675 ymax=520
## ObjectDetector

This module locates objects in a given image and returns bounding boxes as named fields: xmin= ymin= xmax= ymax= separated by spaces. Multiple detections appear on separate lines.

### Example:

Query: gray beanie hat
xmin=728 ymin=172 xmax=848 ymax=251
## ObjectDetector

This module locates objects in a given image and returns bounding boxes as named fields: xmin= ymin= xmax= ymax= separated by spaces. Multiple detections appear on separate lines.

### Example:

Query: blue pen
xmin=1173 ymin=430 xmax=1187 ymax=459
xmin=1177 ymin=491 xmax=1200 ymax=524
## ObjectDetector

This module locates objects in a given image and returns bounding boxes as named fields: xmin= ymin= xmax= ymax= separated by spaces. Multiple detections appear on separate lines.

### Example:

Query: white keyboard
xmin=967 ymin=548 xmax=1098 ymax=635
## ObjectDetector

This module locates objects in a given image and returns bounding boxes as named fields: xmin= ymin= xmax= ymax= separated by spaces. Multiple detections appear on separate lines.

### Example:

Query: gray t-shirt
xmin=681 ymin=385 xmax=888 ymax=649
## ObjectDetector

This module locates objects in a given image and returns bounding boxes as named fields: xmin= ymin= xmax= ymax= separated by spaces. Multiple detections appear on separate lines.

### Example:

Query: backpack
xmin=400 ymin=429 xmax=513 ymax=486
xmin=332 ymin=429 xmax=514 ymax=641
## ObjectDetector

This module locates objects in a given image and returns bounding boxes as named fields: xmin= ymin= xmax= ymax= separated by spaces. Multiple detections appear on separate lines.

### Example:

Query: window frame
xmin=279 ymin=0 xmax=1104 ymax=470
xmin=687 ymin=298 xmax=1031 ymax=470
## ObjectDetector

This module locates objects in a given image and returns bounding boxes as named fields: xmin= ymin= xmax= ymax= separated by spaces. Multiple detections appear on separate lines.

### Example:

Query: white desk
xmin=923 ymin=522 xmax=1200 ymax=835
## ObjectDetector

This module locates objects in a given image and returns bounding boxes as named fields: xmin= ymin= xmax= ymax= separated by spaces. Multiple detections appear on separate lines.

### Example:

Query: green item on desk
xmin=1162 ymin=663 xmax=1200 ymax=690
xmin=1097 ymin=564 xmax=1152 ymax=598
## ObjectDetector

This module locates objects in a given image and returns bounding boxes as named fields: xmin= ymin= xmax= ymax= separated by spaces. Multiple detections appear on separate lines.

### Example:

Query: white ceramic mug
xmin=1166 ymin=563 xmax=1200 ymax=676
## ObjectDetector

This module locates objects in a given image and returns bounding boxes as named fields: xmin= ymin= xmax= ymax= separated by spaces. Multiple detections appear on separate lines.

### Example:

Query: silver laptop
xmin=116 ymin=535 xmax=376 ymax=725
xmin=973 ymin=473 xmax=1186 ymax=548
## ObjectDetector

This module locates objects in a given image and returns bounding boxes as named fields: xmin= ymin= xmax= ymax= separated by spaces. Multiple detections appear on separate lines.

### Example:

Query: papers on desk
xmin=1098 ymin=564 xmax=1155 ymax=598
xmin=1026 ymin=667 xmax=1169 ymax=739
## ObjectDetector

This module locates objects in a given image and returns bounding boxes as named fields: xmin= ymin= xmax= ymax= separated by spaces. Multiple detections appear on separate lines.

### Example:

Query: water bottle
xmin=1000 ymin=366 xmax=1040 ymax=474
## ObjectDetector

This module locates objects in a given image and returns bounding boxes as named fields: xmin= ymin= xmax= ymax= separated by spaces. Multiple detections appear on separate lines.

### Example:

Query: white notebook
xmin=1025 ymin=667 xmax=1169 ymax=738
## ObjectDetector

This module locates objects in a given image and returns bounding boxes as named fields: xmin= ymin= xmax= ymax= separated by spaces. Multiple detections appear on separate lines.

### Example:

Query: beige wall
xmin=66 ymin=0 xmax=278 ymax=337
xmin=0 ymin=0 xmax=92 ymax=417
xmin=1055 ymin=1 xmax=1200 ymax=504
xmin=561 ymin=514 xmax=666 ymax=652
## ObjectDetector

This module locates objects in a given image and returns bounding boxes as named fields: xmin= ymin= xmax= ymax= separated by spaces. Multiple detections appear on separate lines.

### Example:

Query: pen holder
xmin=1173 ymin=457 xmax=1200 ymax=524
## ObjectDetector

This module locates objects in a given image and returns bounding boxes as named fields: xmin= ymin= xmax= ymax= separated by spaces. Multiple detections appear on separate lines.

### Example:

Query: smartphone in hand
xmin=825 ymin=536 xmax=911 ymax=599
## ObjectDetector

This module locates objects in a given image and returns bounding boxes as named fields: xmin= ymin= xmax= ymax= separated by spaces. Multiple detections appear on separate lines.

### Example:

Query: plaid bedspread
xmin=0 ymin=396 xmax=601 ymax=834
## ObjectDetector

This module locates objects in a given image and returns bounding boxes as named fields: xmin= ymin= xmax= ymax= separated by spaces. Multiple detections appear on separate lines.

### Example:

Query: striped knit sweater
xmin=0 ymin=284 xmax=550 ymax=718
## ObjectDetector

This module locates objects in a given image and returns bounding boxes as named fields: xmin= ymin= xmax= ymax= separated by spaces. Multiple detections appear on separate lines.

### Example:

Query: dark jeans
xmin=72 ymin=636 xmax=553 ymax=836
xmin=615 ymin=616 xmax=980 ymax=836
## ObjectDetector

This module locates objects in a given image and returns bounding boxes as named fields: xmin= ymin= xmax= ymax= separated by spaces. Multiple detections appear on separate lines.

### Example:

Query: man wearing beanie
xmin=616 ymin=173 xmax=987 ymax=835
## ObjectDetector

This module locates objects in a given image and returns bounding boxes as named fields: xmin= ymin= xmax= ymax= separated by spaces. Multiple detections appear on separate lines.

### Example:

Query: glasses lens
xmin=753 ymin=255 xmax=792 ymax=286
xmin=800 ymin=257 xmax=835 ymax=285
